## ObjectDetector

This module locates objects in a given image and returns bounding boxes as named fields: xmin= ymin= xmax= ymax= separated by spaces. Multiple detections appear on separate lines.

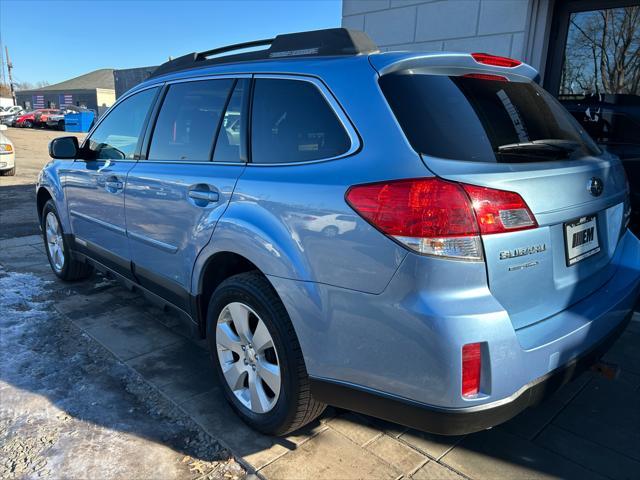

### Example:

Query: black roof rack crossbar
xmin=150 ymin=28 xmax=378 ymax=79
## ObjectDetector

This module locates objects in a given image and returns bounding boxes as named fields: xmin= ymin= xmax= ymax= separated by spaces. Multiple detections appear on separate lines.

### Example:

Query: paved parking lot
xmin=0 ymin=128 xmax=85 ymax=239
xmin=1 ymin=128 xmax=640 ymax=479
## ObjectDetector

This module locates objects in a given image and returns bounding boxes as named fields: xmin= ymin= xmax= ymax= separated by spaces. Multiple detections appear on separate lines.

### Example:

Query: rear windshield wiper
xmin=497 ymin=139 xmax=580 ymax=157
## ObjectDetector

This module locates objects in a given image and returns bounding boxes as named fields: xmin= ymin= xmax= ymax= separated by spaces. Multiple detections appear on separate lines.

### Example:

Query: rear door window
xmin=148 ymin=79 xmax=234 ymax=162
xmin=212 ymin=79 xmax=249 ymax=163
xmin=250 ymin=78 xmax=350 ymax=164
xmin=380 ymin=73 xmax=601 ymax=163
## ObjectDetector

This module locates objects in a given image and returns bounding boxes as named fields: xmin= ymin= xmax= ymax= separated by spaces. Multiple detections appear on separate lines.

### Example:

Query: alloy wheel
xmin=216 ymin=302 xmax=281 ymax=414
xmin=45 ymin=212 xmax=65 ymax=272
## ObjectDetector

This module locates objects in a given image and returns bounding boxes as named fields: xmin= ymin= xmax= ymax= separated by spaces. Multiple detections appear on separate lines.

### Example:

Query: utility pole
xmin=5 ymin=46 xmax=16 ymax=106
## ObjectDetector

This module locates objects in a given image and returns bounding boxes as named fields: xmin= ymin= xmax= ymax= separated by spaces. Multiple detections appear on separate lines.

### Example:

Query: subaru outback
xmin=38 ymin=28 xmax=640 ymax=436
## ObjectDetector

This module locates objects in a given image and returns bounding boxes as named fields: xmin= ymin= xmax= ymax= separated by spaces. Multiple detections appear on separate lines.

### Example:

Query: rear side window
xmin=148 ymin=79 xmax=234 ymax=161
xmin=251 ymin=78 xmax=350 ymax=164
xmin=380 ymin=73 xmax=601 ymax=163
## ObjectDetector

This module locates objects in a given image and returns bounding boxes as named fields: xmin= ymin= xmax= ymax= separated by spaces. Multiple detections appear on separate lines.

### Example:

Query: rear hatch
xmin=376 ymin=54 xmax=630 ymax=329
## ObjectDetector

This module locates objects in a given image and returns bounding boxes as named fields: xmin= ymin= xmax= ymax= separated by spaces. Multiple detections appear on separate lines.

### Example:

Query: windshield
xmin=379 ymin=73 xmax=601 ymax=163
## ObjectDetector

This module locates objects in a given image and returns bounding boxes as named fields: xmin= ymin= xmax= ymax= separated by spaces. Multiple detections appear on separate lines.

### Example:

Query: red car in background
xmin=35 ymin=109 xmax=63 ymax=128
xmin=16 ymin=109 xmax=61 ymax=128
xmin=15 ymin=111 xmax=37 ymax=128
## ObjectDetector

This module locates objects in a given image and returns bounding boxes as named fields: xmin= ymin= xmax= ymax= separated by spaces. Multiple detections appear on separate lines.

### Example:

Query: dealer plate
xmin=564 ymin=215 xmax=600 ymax=266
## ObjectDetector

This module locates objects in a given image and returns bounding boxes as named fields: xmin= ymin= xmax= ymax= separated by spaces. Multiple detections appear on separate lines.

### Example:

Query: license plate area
xmin=564 ymin=215 xmax=600 ymax=266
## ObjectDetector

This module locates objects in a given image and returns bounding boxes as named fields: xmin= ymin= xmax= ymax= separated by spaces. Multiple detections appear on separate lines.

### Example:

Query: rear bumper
xmin=271 ymin=230 xmax=640 ymax=433
xmin=310 ymin=308 xmax=632 ymax=435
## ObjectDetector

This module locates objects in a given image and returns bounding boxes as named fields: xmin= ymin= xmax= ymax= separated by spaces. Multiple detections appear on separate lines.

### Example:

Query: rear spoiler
xmin=369 ymin=52 xmax=540 ymax=83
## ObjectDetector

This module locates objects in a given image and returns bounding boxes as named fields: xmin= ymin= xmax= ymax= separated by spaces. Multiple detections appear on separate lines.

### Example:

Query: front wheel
xmin=207 ymin=272 xmax=325 ymax=435
xmin=42 ymin=200 xmax=93 ymax=281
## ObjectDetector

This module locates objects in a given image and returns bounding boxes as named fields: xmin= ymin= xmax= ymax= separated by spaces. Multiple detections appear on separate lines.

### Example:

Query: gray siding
xmin=342 ymin=0 xmax=553 ymax=72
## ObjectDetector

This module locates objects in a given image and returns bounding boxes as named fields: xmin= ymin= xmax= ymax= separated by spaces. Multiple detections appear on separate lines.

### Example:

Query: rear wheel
xmin=207 ymin=272 xmax=325 ymax=435
xmin=42 ymin=200 xmax=93 ymax=281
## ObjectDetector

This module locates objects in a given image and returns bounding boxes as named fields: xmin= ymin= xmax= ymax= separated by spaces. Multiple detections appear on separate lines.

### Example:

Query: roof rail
xmin=150 ymin=28 xmax=378 ymax=78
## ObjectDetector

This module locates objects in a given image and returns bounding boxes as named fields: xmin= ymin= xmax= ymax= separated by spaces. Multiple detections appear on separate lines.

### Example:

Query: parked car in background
xmin=0 ymin=124 xmax=15 ymax=176
xmin=561 ymin=94 xmax=640 ymax=233
xmin=0 ymin=105 xmax=24 ymax=118
xmin=16 ymin=111 xmax=38 ymax=128
xmin=15 ymin=109 xmax=58 ymax=128
xmin=0 ymin=109 xmax=25 ymax=127
xmin=39 ymin=29 xmax=640 ymax=437
xmin=35 ymin=109 xmax=63 ymax=128
xmin=45 ymin=112 xmax=66 ymax=130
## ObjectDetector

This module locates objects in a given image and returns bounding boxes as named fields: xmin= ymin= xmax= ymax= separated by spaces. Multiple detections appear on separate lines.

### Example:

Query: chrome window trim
xmin=88 ymin=73 xmax=360 ymax=167
xmin=247 ymin=73 xmax=361 ymax=167
xmin=164 ymin=73 xmax=252 ymax=85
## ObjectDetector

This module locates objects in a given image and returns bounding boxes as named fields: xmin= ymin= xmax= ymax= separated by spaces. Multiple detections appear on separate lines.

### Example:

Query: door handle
xmin=105 ymin=180 xmax=124 ymax=190
xmin=188 ymin=190 xmax=219 ymax=202
xmin=104 ymin=175 xmax=124 ymax=193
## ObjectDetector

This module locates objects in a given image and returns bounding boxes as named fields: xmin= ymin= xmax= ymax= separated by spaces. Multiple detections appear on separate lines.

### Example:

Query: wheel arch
xmin=194 ymin=250 xmax=271 ymax=338
xmin=36 ymin=186 xmax=54 ymax=224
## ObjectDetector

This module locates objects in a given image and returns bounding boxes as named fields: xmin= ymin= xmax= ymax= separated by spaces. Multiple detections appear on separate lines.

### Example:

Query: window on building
xmin=148 ymin=79 xmax=234 ymax=162
xmin=250 ymin=78 xmax=350 ymax=164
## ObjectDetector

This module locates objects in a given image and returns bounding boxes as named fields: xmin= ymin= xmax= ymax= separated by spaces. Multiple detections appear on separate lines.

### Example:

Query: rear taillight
xmin=462 ymin=73 xmax=509 ymax=82
xmin=471 ymin=52 xmax=521 ymax=68
xmin=346 ymin=178 xmax=482 ymax=260
xmin=462 ymin=184 xmax=537 ymax=234
xmin=346 ymin=178 xmax=537 ymax=260
xmin=462 ymin=343 xmax=482 ymax=398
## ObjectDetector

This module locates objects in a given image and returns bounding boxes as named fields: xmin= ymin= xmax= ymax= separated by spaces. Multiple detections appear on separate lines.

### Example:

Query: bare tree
xmin=562 ymin=6 xmax=640 ymax=95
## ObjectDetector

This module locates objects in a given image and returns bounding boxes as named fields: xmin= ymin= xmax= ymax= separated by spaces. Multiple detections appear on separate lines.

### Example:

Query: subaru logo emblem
xmin=588 ymin=177 xmax=604 ymax=197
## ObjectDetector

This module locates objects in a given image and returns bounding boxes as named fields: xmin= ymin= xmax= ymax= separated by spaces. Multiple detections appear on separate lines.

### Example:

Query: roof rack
xmin=150 ymin=28 xmax=378 ymax=78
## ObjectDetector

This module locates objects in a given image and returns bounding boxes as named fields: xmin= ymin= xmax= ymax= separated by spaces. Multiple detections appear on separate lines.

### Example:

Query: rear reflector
xmin=471 ymin=52 xmax=521 ymax=68
xmin=345 ymin=178 xmax=537 ymax=260
xmin=462 ymin=343 xmax=482 ymax=397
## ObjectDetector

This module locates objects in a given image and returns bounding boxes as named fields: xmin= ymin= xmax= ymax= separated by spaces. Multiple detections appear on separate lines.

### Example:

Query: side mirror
xmin=49 ymin=136 xmax=79 ymax=159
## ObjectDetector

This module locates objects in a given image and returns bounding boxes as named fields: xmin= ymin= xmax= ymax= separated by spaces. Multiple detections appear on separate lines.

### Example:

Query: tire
xmin=0 ymin=167 xmax=15 ymax=176
xmin=41 ymin=200 xmax=93 ymax=281
xmin=207 ymin=271 xmax=325 ymax=435
xmin=23 ymin=120 xmax=33 ymax=128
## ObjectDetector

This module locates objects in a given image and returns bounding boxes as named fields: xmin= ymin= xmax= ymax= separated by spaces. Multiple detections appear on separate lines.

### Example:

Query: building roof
xmin=19 ymin=69 xmax=115 ymax=93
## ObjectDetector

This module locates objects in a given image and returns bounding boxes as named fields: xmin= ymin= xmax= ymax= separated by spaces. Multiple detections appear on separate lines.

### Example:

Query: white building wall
xmin=0 ymin=97 xmax=14 ymax=108
xmin=342 ymin=0 xmax=554 ymax=75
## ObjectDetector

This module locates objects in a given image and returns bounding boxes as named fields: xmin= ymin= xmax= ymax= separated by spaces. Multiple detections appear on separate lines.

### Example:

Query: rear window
xmin=380 ymin=73 xmax=600 ymax=162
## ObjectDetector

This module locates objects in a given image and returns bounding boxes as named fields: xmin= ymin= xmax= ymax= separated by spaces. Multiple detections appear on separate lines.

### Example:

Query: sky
xmin=0 ymin=0 xmax=342 ymax=86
